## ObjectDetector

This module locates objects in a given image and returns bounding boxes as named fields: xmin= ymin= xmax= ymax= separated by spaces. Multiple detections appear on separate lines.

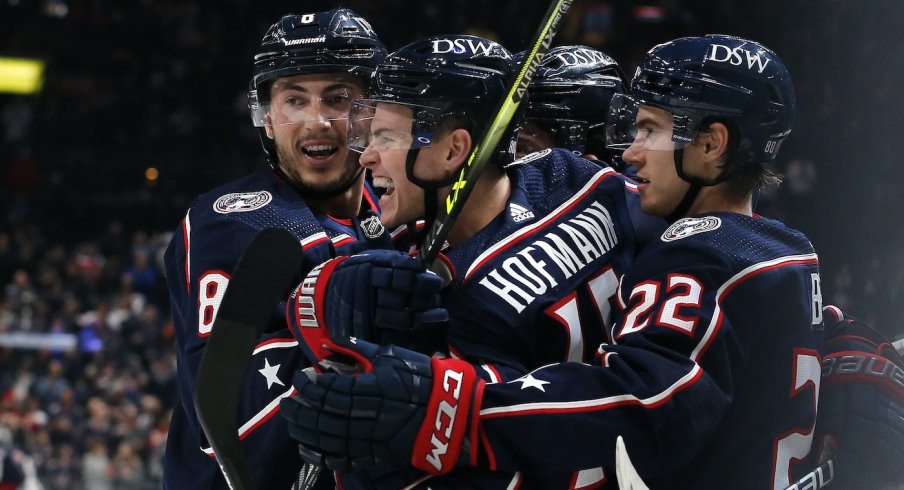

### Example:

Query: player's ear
xmin=698 ymin=122 xmax=729 ymax=162
xmin=264 ymin=114 xmax=275 ymax=139
xmin=443 ymin=128 xmax=472 ymax=171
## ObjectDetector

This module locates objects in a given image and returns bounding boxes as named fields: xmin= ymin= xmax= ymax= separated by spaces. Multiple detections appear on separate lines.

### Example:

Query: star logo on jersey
xmin=661 ymin=216 xmax=721 ymax=242
xmin=213 ymin=191 xmax=273 ymax=214
xmin=509 ymin=203 xmax=535 ymax=223
xmin=258 ymin=358 xmax=285 ymax=389
xmin=512 ymin=373 xmax=550 ymax=392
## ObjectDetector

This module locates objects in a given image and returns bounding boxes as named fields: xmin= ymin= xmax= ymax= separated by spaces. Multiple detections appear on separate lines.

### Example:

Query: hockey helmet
xmin=248 ymin=9 xmax=387 ymax=167
xmin=607 ymin=34 xmax=795 ymax=167
xmin=347 ymin=34 xmax=521 ymax=170
xmin=517 ymin=45 xmax=627 ymax=156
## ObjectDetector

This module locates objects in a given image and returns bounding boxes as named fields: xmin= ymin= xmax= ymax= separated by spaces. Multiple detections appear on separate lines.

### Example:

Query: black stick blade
xmin=193 ymin=228 xmax=304 ymax=490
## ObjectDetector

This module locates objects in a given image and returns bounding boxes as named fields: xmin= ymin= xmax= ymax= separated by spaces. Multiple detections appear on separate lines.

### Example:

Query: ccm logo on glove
xmin=412 ymin=359 xmax=481 ymax=475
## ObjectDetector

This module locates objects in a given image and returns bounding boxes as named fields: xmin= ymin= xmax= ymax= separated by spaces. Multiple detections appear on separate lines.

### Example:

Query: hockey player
xmin=514 ymin=45 xmax=628 ymax=167
xmin=281 ymin=34 xmax=823 ymax=490
xmin=280 ymin=34 xmax=664 ymax=488
xmin=161 ymin=9 xmax=387 ymax=490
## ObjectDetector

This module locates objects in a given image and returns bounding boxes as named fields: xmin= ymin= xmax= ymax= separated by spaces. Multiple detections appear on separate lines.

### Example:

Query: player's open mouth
xmin=301 ymin=144 xmax=339 ymax=159
xmin=372 ymin=176 xmax=395 ymax=197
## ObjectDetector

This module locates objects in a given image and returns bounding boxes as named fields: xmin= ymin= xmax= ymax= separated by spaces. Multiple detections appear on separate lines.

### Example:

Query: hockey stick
xmin=783 ymin=459 xmax=834 ymax=490
xmin=418 ymin=0 xmax=574 ymax=267
xmin=615 ymin=435 xmax=650 ymax=490
xmin=193 ymin=228 xmax=305 ymax=490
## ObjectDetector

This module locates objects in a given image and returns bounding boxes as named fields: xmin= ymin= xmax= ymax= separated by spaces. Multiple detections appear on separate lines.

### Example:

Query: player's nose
xmin=359 ymin=144 xmax=378 ymax=168
xmin=622 ymin=140 xmax=644 ymax=168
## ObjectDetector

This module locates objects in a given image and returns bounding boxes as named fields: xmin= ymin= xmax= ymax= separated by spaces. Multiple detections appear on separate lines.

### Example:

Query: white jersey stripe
xmin=183 ymin=211 xmax=192 ymax=293
xmin=480 ymin=364 xmax=702 ymax=418
xmin=200 ymin=385 xmax=296 ymax=455
xmin=481 ymin=364 xmax=500 ymax=384
xmin=465 ymin=167 xmax=616 ymax=280
xmin=252 ymin=339 xmax=298 ymax=355
xmin=300 ymin=231 xmax=329 ymax=249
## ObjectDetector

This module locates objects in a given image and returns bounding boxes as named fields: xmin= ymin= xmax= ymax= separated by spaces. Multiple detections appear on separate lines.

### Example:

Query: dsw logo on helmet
xmin=707 ymin=44 xmax=772 ymax=74
xmin=552 ymin=47 xmax=614 ymax=67
xmin=431 ymin=38 xmax=496 ymax=57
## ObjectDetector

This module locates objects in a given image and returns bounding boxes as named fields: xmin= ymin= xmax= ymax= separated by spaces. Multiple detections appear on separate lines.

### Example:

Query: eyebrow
xmin=635 ymin=115 xmax=664 ymax=128
xmin=279 ymin=82 xmax=355 ymax=94
xmin=371 ymin=127 xmax=404 ymax=137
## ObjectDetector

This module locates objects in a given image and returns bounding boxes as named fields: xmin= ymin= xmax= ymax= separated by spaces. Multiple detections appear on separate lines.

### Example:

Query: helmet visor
xmin=605 ymin=93 xmax=693 ymax=152
xmin=347 ymin=99 xmax=439 ymax=153
xmin=249 ymin=86 xmax=359 ymax=128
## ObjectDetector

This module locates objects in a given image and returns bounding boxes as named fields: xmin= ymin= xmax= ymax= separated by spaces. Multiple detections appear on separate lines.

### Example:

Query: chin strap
xmin=666 ymin=148 xmax=702 ymax=224
xmin=421 ymin=188 xmax=438 ymax=249
xmin=667 ymin=145 xmax=742 ymax=224
xmin=404 ymin=146 xmax=456 ymax=251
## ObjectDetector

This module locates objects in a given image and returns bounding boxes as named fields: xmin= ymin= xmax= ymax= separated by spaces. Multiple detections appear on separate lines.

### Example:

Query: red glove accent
xmin=288 ymin=256 xmax=374 ymax=373
xmin=411 ymin=357 xmax=484 ymax=475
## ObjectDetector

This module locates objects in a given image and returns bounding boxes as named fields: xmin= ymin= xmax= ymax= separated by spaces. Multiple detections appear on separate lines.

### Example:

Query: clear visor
xmin=605 ymin=93 xmax=693 ymax=152
xmin=249 ymin=86 xmax=358 ymax=128
xmin=347 ymin=99 xmax=439 ymax=153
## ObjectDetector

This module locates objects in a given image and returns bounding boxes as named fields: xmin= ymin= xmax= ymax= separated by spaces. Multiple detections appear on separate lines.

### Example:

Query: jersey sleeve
xmin=473 ymin=239 xmax=821 ymax=489
xmin=474 ymin=249 xmax=733 ymax=477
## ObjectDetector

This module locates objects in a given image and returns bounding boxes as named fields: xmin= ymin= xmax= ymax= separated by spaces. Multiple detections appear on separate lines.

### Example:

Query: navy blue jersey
xmin=474 ymin=213 xmax=823 ymax=490
xmin=162 ymin=169 xmax=383 ymax=490
xmin=338 ymin=149 xmax=666 ymax=489
xmin=444 ymin=149 xmax=663 ymax=380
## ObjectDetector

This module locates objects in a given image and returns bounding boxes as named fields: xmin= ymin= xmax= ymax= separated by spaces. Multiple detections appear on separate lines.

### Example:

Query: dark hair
xmin=700 ymin=117 xmax=783 ymax=195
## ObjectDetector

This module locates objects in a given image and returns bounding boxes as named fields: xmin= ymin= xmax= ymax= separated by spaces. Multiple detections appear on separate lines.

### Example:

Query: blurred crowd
xmin=0 ymin=223 xmax=174 ymax=488
xmin=1 ymin=0 xmax=902 ymax=487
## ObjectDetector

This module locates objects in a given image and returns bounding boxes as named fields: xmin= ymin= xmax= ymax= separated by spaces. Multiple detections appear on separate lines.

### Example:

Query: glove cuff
xmin=289 ymin=256 xmax=376 ymax=372
xmin=411 ymin=358 xmax=482 ymax=475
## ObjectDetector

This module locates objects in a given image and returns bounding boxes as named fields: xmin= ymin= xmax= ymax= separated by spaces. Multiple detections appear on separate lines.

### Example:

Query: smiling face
xmin=620 ymin=104 xmax=692 ymax=217
xmin=358 ymin=102 xmax=466 ymax=229
xmin=264 ymin=72 xmax=366 ymax=196
xmin=357 ymin=103 xmax=426 ymax=228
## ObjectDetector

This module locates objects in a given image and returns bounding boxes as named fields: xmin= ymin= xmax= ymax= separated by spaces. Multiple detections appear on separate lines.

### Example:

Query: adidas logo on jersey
xmin=510 ymin=203 xmax=535 ymax=223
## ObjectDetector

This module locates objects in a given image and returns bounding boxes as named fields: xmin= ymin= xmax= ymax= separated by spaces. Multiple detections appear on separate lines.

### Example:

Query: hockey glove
xmin=280 ymin=338 xmax=484 ymax=475
xmin=814 ymin=305 xmax=904 ymax=489
xmin=287 ymin=250 xmax=449 ymax=371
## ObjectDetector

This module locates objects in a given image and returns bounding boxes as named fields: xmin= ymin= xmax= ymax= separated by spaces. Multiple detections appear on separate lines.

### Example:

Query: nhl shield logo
xmin=661 ymin=216 xmax=721 ymax=242
xmin=213 ymin=191 xmax=273 ymax=214
xmin=360 ymin=215 xmax=386 ymax=240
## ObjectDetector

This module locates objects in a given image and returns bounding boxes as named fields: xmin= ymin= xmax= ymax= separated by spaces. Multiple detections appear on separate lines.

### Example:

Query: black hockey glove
xmin=287 ymin=250 xmax=449 ymax=371
xmin=814 ymin=305 xmax=904 ymax=489
xmin=280 ymin=338 xmax=484 ymax=475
